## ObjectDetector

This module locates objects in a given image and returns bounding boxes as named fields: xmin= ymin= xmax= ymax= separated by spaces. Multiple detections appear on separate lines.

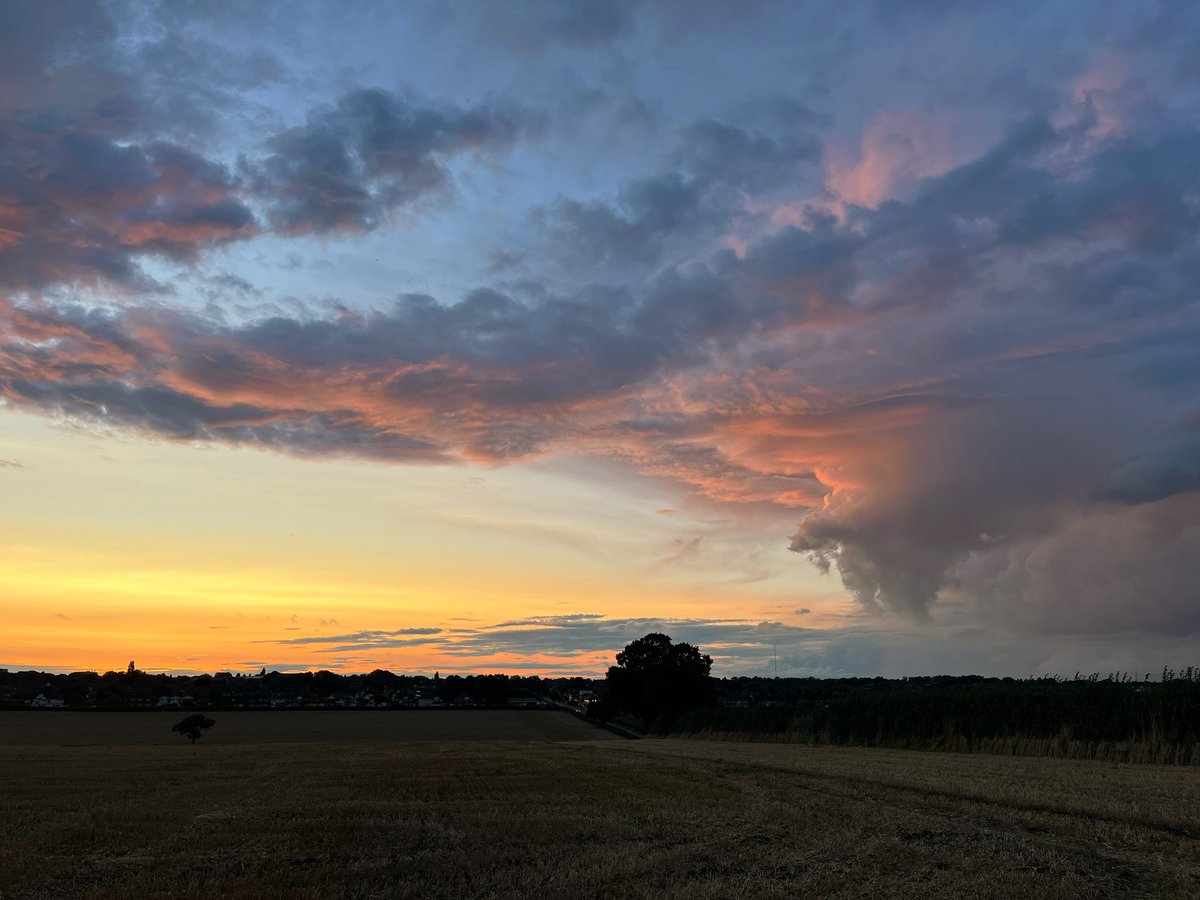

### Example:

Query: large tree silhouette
xmin=605 ymin=633 xmax=716 ymax=726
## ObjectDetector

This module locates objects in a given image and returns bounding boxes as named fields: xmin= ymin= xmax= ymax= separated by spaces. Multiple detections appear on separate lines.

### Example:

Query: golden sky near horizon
xmin=1 ymin=410 xmax=838 ymax=674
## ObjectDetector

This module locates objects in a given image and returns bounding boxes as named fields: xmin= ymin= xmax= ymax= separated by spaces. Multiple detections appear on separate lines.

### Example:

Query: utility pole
xmin=773 ymin=643 xmax=778 ymax=679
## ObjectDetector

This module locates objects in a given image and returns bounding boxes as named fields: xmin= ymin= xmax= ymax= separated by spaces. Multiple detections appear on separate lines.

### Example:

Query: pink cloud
xmin=826 ymin=110 xmax=980 ymax=208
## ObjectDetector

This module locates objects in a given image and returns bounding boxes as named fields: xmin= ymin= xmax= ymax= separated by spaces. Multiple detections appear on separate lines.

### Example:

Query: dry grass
xmin=677 ymin=728 xmax=1200 ymax=766
xmin=0 ymin=710 xmax=618 ymax=746
xmin=1 ymin=720 xmax=1197 ymax=899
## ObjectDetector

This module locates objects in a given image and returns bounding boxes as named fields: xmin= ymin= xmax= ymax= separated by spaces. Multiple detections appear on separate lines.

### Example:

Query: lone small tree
xmin=605 ymin=633 xmax=715 ymax=727
xmin=171 ymin=713 xmax=216 ymax=745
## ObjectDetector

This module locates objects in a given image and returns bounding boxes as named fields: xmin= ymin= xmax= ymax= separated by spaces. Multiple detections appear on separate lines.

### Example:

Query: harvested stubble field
xmin=1 ymin=713 xmax=1197 ymax=899
xmin=0 ymin=709 xmax=616 ymax=746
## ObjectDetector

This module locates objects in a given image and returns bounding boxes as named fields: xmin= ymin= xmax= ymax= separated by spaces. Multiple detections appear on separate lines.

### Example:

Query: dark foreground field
xmin=2 ymin=715 xmax=1197 ymax=898
xmin=0 ymin=709 xmax=617 ymax=745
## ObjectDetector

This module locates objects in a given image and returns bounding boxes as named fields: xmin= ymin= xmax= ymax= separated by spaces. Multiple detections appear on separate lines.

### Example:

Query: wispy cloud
xmin=267 ymin=613 xmax=814 ymax=660
xmin=259 ymin=611 xmax=1200 ymax=678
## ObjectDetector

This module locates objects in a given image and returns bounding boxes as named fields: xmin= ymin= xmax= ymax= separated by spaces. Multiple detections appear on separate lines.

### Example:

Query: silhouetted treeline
xmin=659 ymin=670 xmax=1200 ymax=764
xmin=9 ymin=666 xmax=1200 ymax=763
xmin=0 ymin=666 xmax=601 ymax=710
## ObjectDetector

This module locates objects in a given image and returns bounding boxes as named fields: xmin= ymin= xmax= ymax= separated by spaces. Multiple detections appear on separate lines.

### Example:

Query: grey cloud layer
xmin=248 ymin=89 xmax=536 ymax=235
xmin=0 ymin=3 xmax=537 ymax=291
xmin=535 ymin=112 xmax=823 ymax=275
xmin=0 ymin=83 xmax=532 ymax=289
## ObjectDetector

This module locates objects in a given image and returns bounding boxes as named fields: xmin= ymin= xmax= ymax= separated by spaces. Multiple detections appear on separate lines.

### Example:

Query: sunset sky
xmin=3 ymin=1 xmax=1199 ymax=677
